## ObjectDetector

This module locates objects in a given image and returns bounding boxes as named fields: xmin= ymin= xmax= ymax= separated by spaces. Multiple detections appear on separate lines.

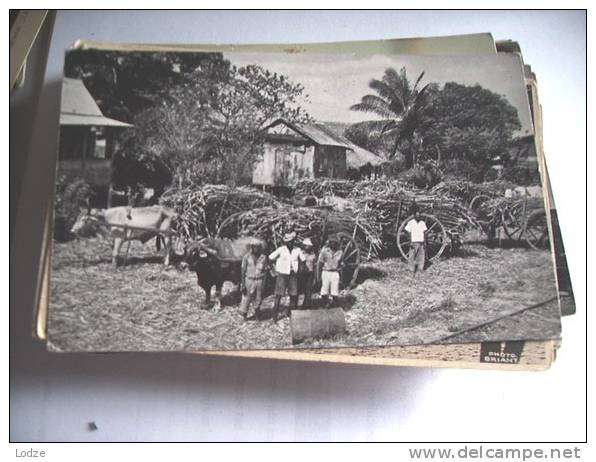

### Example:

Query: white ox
xmin=71 ymin=205 xmax=178 ymax=266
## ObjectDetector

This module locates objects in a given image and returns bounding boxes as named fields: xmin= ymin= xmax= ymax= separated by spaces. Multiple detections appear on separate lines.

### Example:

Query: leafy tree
xmin=64 ymin=50 xmax=226 ymax=122
xmin=350 ymin=67 xmax=432 ymax=168
xmin=344 ymin=120 xmax=397 ymax=159
xmin=418 ymin=82 xmax=523 ymax=182
xmin=348 ymin=78 xmax=527 ymax=183
xmin=54 ymin=175 xmax=93 ymax=241
xmin=135 ymin=63 xmax=311 ymax=186
xmin=66 ymin=51 xmax=311 ymax=189
xmin=65 ymin=51 xmax=229 ymax=192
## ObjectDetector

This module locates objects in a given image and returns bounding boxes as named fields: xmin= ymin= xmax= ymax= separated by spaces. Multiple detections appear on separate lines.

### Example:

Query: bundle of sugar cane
xmin=477 ymin=195 xmax=545 ymax=223
xmin=294 ymin=178 xmax=356 ymax=198
xmin=349 ymin=193 xmax=479 ymax=238
xmin=347 ymin=178 xmax=418 ymax=199
xmin=217 ymin=206 xmax=383 ymax=259
xmin=159 ymin=184 xmax=284 ymax=239
xmin=430 ymin=180 xmax=517 ymax=205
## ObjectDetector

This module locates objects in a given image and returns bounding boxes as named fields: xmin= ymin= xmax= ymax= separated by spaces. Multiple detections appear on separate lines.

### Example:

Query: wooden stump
xmin=290 ymin=308 xmax=346 ymax=344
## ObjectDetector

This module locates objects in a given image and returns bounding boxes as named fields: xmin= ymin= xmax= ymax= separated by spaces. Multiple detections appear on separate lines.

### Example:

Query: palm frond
xmin=368 ymin=79 xmax=404 ymax=113
xmin=413 ymin=71 xmax=426 ymax=92
xmin=380 ymin=119 xmax=401 ymax=135
xmin=382 ymin=68 xmax=410 ymax=111
xmin=412 ymin=83 xmax=431 ymax=111
xmin=350 ymin=94 xmax=399 ymax=119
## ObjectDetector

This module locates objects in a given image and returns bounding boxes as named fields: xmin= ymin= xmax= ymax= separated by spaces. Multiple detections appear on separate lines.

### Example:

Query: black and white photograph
xmin=48 ymin=48 xmax=561 ymax=352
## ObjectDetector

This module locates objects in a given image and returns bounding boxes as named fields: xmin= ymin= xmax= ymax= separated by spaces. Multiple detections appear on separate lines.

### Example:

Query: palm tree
xmin=350 ymin=67 xmax=431 ymax=169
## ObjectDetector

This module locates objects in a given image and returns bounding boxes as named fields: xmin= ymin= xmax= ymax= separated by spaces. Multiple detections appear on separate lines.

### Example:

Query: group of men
xmin=238 ymin=206 xmax=429 ymax=322
xmin=239 ymin=232 xmax=344 ymax=322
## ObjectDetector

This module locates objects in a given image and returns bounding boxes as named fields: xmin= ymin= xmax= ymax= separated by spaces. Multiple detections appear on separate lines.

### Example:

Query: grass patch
xmin=477 ymin=281 xmax=496 ymax=299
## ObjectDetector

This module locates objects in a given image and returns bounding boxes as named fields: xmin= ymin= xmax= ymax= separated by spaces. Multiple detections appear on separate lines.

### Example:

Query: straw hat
xmin=302 ymin=238 xmax=314 ymax=248
xmin=283 ymin=231 xmax=297 ymax=242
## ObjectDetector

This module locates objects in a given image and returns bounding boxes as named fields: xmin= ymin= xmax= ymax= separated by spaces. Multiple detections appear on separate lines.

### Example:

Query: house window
xmin=92 ymin=127 xmax=105 ymax=159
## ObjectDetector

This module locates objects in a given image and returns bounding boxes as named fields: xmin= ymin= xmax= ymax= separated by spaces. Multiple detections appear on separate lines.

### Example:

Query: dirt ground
xmin=47 ymin=237 xmax=561 ymax=352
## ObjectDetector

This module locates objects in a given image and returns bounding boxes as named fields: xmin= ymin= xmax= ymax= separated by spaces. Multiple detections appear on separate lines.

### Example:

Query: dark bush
xmin=54 ymin=176 xmax=93 ymax=242
xmin=501 ymin=163 xmax=541 ymax=186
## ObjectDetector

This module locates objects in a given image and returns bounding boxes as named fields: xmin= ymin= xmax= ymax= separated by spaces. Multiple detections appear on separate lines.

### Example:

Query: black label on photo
xmin=480 ymin=341 xmax=525 ymax=364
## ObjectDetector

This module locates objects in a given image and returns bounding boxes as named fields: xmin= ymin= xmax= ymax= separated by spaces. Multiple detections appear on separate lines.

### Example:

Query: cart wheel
xmin=469 ymin=194 xmax=491 ymax=215
xmin=501 ymin=202 xmax=526 ymax=242
xmin=396 ymin=214 xmax=448 ymax=262
xmin=335 ymin=232 xmax=360 ymax=289
xmin=524 ymin=209 xmax=549 ymax=250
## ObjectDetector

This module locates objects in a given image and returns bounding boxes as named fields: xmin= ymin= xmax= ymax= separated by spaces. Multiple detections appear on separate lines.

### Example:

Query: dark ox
xmin=183 ymin=236 xmax=267 ymax=310
xmin=71 ymin=205 xmax=178 ymax=266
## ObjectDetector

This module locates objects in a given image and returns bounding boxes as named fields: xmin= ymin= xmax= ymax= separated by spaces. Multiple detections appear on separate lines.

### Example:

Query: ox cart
xmin=353 ymin=194 xmax=480 ymax=263
xmin=469 ymin=194 xmax=549 ymax=250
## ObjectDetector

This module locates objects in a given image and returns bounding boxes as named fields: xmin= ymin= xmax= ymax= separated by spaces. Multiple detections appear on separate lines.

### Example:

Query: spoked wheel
xmin=396 ymin=214 xmax=447 ymax=262
xmin=469 ymin=194 xmax=492 ymax=215
xmin=524 ymin=209 xmax=550 ymax=250
xmin=501 ymin=202 xmax=526 ymax=242
xmin=336 ymin=232 xmax=360 ymax=289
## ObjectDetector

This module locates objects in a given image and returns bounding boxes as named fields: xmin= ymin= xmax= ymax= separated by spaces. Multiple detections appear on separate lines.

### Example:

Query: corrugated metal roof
xmin=265 ymin=118 xmax=386 ymax=169
xmin=60 ymin=113 xmax=134 ymax=127
xmin=60 ymin=78 xmax=133 ymax=127
xmin=294 ymin=122 xmax=351 ymax=148
xmin=311 ymin=121 xmax=386 ymax=169
xmin=265 ymin=119 xmax=350 ymax=148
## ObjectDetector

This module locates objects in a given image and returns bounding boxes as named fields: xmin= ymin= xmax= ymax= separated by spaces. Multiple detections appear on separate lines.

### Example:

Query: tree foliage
xmin=54 ymin=175 xmax=93 ymax=241
xmin=133 ymin=63 xmax=311 ymax=186
xmin=344 ymin=120 xmax=397 ymax=160
xmin=65 ymin=51 xmax=311 ymax=189
xmin=347 ymin=71 xmax=531 ymax=183
xmin=64 ymin=50 xmax=223 ymax=122
xmin=350 ymin=67 xmax=432 ymax=168
xmin=417 ymin=82 xmax=523 ymax=182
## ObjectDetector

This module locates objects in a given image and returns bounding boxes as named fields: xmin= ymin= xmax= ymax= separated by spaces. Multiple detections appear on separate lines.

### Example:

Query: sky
xmin=223 ymin=51 xmax=534 ymax=135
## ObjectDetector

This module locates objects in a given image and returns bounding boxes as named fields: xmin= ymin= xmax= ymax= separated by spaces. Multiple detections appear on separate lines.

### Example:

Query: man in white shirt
xmin=404 ymin=208 xmax=427 ymax=276
xmin=316 ymin=236 xmax=343 ymax=308
xmin=269 ymin=231 xmax=302 ymax=322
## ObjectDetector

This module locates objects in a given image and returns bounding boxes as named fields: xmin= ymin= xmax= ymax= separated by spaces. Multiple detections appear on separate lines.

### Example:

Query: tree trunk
xmin=404 ymin=140 xmax=415 ymax=169
xmin=391 ymin=135 xmax=401 ymax=162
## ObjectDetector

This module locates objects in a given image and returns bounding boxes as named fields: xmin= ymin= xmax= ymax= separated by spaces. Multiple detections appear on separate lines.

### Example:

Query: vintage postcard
xmin=48 ymin=49 xmax=561 ymax=352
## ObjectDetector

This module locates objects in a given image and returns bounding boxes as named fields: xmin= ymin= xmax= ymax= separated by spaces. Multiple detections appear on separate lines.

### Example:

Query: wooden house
xmin=253 ymin=119 xmax=384 ymax=187
xmin=58 ymin=78 xmax=133 ymax=204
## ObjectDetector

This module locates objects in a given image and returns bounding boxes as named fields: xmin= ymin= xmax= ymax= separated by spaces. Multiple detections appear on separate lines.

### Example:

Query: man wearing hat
xmin=239 ymin=241 xmax=268 ymax=321
xmin=316 ymin=236 xmax=343 ymax=308
xmin=268 ymin=231 xmax=302 ymax=322
xmin=299 ymin=238 xmax=317 ymax=309
xmin=404 ymin=205 xmax=427 ymax=276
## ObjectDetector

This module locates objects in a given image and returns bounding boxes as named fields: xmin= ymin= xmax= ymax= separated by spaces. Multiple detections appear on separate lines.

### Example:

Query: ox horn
xmin=201 ymin=246 xmax=218 ymax=257
xmin=196 ymin=242 xmax=217 ymax=257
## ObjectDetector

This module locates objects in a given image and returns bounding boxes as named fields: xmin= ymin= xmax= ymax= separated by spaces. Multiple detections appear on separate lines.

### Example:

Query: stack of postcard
xmin=33 ymin=33 xmax=576 ymax=370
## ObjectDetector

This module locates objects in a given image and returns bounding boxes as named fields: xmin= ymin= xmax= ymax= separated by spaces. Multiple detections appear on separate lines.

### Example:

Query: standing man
xmin=299 ymin=238 xmax=317 ymax=309
xmin=405 ymin=207 xmax=427 ymax=276
xmin=269 ymin=231 xmax=301 ymax=322
xmin=239 ymin=241 xmax=268 ymax=321
xmin=317 ymin=236 xmax=343 ymax=308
